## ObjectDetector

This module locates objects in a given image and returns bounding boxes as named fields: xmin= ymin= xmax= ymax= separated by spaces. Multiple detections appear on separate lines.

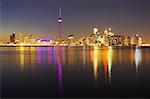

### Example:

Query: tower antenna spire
xmin=59 ymin=5 xmax=62 ymax=18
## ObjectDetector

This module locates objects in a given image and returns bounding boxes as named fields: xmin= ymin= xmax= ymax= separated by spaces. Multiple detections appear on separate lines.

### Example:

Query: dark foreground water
xmin=0 ymin=46 xmax=150 ymax=98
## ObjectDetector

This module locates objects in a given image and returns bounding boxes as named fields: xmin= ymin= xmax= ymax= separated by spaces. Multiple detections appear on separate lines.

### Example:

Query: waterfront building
xmin=123 ymin=36 xmax=130 ymax=46
xmin=135 ymin=35 xmax=142 ymax=46
xmin=129 ymin=35 xmax=142 ymax=46
xmin=67 ymin=35 xmax=75 ymax=45
xmin=10 ymin=32 xmax=16 ymax=43
xmin=93 ymin=27 xmax=100 ymax=35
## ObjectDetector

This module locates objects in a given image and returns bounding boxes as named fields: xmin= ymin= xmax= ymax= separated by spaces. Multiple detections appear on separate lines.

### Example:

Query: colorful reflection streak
xmin=93 ymin=46 xmax=99 ymax=81
xmin=103 ymin=47 xmax=113 ymax=83
xmin=103 ymin=47 xmax=108 ymax=81
xmin=83 ymin=46 xmax=86 ymax=68
xmin=134 ymin=48 xmax=142 ymax=73
xmin=37 ymin=47 xmax=42 ymax=64
xmin=130 ymin=48 xmax=134 ymax=66
xmin=108 ymin=47 xmax=113 ymax=83
xmin=92 ymin=46 xmax=113 ymax=83
xmin=130 ymin=48 xmax=142 ymax=73
xmin=20 ymin=47 xmax=25 ymax=71
xmin=56 ymin=47 xmax=63 ymax=95
xmin=30 ymin=47 xmax=37 ymax=72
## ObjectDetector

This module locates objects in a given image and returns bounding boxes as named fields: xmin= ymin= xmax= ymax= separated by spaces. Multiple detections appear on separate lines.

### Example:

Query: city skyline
xmin=0 ymin=0 xmax=150 ymax=43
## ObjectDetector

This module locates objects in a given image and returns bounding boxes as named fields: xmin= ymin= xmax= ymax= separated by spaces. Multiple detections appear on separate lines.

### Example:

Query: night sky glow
xmin=0 ymin=0 xmax=150 ymax=42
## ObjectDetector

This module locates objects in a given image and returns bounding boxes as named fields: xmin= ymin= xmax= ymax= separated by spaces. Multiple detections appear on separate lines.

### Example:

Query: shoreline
xmin=0 ymin=45 xmax=150 ymax=48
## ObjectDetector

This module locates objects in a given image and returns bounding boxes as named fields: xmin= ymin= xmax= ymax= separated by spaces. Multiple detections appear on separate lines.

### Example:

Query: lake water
xmin=0 ymin=47 xmax=150 ymax=98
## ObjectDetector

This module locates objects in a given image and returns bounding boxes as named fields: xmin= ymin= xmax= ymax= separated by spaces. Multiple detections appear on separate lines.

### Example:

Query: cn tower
xmin=58 ymin=6 xmax=63 ymax=41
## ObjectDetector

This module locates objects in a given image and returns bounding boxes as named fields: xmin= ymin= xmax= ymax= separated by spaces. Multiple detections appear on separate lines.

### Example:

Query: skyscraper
xmin=10 ymin=32 xmax=16 ymax=43
xmin=93 ymin=27 xmax=99 ymax=35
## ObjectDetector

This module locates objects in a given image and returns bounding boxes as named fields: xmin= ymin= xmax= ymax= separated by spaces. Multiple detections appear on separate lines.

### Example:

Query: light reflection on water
xmin=16 ymin=47 xmax=141 ymax=76
xmin=1 ymin=47 xmax=150 ymax=97
xmin=56 ymin=47 xmax=63 ymax=94
xmin=134 ymin=48 xmax=142 ymax=73
xmin=93 ymin=46 xmax=99 ymax=81
xmin=19 ymin=47 xmax=25 ymax=71
xmin=108 ymin=47 xmax=113 ymax=83
xmin=92 ymin=46 xmax=113 ymax=83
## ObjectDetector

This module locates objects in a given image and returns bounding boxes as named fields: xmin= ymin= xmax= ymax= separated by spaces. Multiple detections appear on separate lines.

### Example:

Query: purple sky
xmin=0 ymin=0 xmax=150 ymax=42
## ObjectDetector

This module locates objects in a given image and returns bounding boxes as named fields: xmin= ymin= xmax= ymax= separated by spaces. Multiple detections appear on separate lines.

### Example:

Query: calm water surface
xmin=0 ymin=47 xmax=150 ymax=98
